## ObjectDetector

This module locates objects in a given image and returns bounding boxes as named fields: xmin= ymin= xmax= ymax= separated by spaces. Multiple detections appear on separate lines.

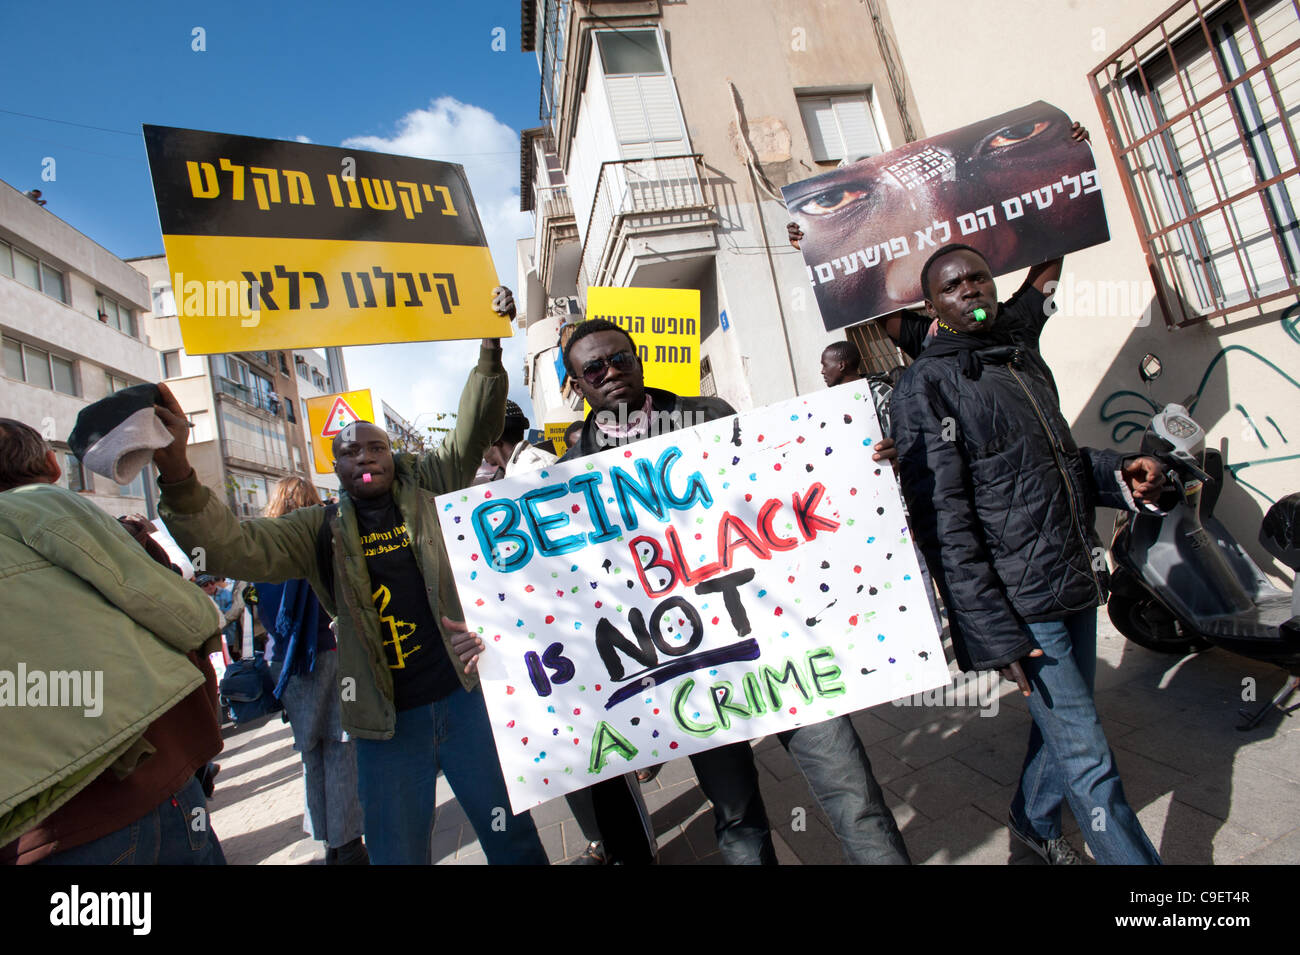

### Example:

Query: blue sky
xmin=2 ymin=0 xmax=543 ymax=426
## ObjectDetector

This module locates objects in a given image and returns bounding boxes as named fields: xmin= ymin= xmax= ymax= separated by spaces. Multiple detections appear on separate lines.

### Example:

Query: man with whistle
xmin=891 ymin=243 xmax=1166 ymax=865
xmin=153 ymin=287 xmax=548 ymax=866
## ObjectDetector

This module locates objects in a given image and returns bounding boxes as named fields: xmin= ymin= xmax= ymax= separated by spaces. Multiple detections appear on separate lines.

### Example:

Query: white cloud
xmin=294 ymin=134 xmax=313 ymax=143
xmin=337 ymin=97 xmax=536 ymax=439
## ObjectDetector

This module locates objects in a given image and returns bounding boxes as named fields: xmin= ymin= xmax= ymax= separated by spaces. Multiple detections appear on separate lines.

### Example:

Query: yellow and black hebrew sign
xmin=143 ymin=125 xmax=512 ymax=354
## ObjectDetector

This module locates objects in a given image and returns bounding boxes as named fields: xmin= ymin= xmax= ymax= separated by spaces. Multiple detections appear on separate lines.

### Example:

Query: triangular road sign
xmin=321 ymin=395 xmax=362 ymax=438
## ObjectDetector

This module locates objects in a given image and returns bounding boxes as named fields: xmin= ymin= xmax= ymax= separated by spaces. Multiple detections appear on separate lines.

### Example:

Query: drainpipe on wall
xmin=728 ymin=81 xmax=800 ymax=398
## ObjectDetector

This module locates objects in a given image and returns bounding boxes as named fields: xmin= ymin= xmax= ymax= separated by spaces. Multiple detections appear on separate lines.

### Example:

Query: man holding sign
xmin=454 ymin=317 xmax=915 ymax=865
xmin=155 ymin=289 xmax=548 ymax=866
xmin=892 ymin=245 xmax=1164 ymax=865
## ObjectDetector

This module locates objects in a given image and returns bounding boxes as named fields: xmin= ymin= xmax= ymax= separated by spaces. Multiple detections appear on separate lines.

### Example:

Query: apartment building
xmin=293 ymin=347 xmax=348 ymax=501
xmin=133 ymin=254 xmax=322 ymax=517
xmin=515 ymin=0 xmax=1297 ymax=572
xmin=0 ymin=178 xmax=158 ymax=517
xmin=382 ymin=400 xmax=427 ymax=454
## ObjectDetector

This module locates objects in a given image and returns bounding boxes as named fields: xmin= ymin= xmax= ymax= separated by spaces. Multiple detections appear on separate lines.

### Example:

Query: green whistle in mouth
xmin=972 ymin=307 xmax=987 ymax=322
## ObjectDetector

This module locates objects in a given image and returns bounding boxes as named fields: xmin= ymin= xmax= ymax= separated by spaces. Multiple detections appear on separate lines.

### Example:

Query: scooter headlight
xmin=1165 ymin=414 xmax=1198 ymax=438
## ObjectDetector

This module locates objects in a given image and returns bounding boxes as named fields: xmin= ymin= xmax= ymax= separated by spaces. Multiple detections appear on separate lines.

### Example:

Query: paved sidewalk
xmin=208 ymin=609 xmax=1300 ymax=864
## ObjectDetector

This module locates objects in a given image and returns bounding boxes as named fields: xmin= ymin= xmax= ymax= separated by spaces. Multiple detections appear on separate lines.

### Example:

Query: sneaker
xmin=1007 ymin=812 xmax=1084 ymax=865
xmin=326 ymin=837 xmax=369 ymax=865
xmin=570 ymin=841 xmax=609 ymax=865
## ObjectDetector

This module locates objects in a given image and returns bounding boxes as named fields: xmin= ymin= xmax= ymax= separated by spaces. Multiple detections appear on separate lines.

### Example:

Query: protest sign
xmin=543 ymin=422 xmax=572 ymax=456
xmin=783 ymin=101 xmax=1110 ymax=330
xmin=584 ymin=287 xmax=700 ymax=400
xmin=436 ymin=385 xmax=949 ymax=812
xmin=305 ymin=389 xmax=374 ymax=474
xmin=142 ymin=125 xmax=512 ymax=354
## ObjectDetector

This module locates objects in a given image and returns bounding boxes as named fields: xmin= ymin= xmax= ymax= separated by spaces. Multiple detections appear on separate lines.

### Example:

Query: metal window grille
xmin=1089 ymin=0 xmax=1300 ymax=326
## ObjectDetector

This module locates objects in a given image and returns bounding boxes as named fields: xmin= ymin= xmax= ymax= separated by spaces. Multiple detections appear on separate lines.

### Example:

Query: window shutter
xmin=799 ymin=97 xmax=839 ymax=161
xmin=832 ymin=95 xmax=882 ymax=160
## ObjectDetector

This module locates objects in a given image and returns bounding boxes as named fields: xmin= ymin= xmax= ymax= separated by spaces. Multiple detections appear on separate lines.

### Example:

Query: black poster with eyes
xmin=783 ymin=101 xmax=1110 ymax=330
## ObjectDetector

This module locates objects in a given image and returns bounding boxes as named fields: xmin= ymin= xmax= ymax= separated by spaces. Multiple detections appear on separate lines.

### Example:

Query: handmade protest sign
xmin=437 ymin=385 xmax=950 ymax=812
xmin=783 ymin=101 xmax=1110 ymax=330
xmin=142 ymin=125 xmax=512 ymax=354
xmin=305 ymin=389 xmax=375 ymax=474
xmin=584 ymin=286 xmax=700 ymax=400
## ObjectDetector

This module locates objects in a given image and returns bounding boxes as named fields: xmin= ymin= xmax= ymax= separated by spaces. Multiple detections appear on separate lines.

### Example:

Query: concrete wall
xmin=1 ymin=179 xmax=158 ymax=516
xmin=660 ymin=0 xmax=917 ymax=405
xmin=884 ymin=0 xmax=1298 ymax=579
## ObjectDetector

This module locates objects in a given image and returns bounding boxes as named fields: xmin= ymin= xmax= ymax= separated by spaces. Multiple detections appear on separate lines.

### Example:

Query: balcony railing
xmin=535 ymin=185 xmax=577 ymax=292
xmin=579 ymin=154 xmax=710 ymax=289
xmin=216 ymin=377 xmax=282 ymax=416
xmin=221 ymin=438 xmax=290 ymax=474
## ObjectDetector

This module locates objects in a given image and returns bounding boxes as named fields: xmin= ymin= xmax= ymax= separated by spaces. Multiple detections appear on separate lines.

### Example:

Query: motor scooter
xmin=1107 ymin=353 xmax=1300 ymax=729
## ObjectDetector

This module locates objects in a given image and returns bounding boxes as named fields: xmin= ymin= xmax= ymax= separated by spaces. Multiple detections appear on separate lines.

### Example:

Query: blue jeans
xmin=690 ymin=718 xmax=909 ymax=865
xmin=277 ymin=650 xmax=363 ymax=849
xmin=354 ymin=686 xmax=548 ymax=865
xmin=40 ymin=776 xmax=226 ymax=865
xmin=778 ymin=716 xmax=910 ymax=864
xmin=1009 ymin=611 xmax=1161 ymax=865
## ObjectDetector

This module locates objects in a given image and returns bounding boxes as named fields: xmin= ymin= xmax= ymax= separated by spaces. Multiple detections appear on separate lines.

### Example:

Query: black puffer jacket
xmin=892 ymin=285 xmax=1136 ymax=671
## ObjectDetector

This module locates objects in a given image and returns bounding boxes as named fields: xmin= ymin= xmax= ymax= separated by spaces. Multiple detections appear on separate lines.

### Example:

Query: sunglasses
xmin=579 ymin=350 xmax=638 ymax=385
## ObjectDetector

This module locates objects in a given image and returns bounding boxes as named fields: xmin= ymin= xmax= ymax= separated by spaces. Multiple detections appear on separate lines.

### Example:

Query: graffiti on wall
xmin=1097 ymin=304 xmax=1300 ymax=504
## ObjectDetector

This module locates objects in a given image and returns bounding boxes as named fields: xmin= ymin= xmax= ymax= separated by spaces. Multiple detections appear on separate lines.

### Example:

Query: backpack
xmin=217 ymin=607 xmax=283 ymax=723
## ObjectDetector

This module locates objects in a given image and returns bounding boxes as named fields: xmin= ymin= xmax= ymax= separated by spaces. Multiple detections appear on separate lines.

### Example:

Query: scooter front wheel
xmin=1107 ymin=594 xmax=1210 ymax=655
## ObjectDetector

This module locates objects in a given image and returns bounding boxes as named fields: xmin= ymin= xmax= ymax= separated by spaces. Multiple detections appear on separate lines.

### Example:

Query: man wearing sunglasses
xmin=543 ymin=317 xmax=911 ymax=865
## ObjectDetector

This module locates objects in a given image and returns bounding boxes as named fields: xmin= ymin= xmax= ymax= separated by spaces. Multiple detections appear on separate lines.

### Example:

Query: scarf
xmin=922 ymin=322 xmax=1026 ymax=380
xmin=594 ymin=393 xmax=655 ymax=439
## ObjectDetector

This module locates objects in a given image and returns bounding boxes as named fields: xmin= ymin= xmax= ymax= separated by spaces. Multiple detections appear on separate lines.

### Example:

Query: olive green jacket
xmin=0 ymin=483 xmax=221 ymax=847
xmin=158 ymin=345 xmax=506 ymax=740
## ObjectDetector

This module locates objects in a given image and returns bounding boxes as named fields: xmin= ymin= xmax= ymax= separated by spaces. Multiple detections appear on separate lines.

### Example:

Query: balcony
xmin=579 ymin=154 xmax=716 ymax=293
xmin=535 ymin=185 xmax=580 ymax=296
xmin=221 ymin=438 xmax=290 ymax=475
xmin=216 ymin=376 xmax=282 ymax=416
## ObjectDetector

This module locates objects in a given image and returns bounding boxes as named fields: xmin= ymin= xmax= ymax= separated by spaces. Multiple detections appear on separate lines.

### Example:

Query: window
xmin=278 ymin=352 xmax=289 ymax=375
xmin=3 ymin=339 xmax=23 ymax=380
xmin=63 ymin=452 xmax=88 ymax=493
xmin=798 ymin=91 xmax=885 ymax=163
xmin=699 ymin=355 xmax=717 ymax=397
xmin=286 ymin=400 xmax=296 ymax=423
xmin=26 ymin=345 xmax=53 ymax=390
xmin=187 ymin=410 xmax=213 ymax=444
xmin=105 ymin=372 xmax=130 ymax=395
xmin=847 ymin=319 xmax=908 ymax=376
xmin=96 ymin=293 xmax=137 ymax=336
xmin=160 ymin=349 xmax=182 ymax=378
xmin=1092 ymin=0 xmax=1299 ymax=324
xmin=13 ymin=248 xmax=39 ymax=290
xmin=41 ymin=263 xmax=65 ymax=303
xmin=226 ymin=356 xmax=250 ymax=387
xmin=3 ymin=338 xmax=77 ymax=394
xmin=0 ymin=239 xmax=66 ymax=302
xmin=596 ymin=29 xmax=687 ymax=161
xmin=51 ymin=355 xmax=76 ymax=395
xmin=295 ymin=356 xmax=309 ymax=381
xmin=312 ymin=370 xmax=325 ymax=389
xmin=121 ymin=470 xmax=147 ymax=500
xmin=597 ymin=30 xmax=664 ymax=75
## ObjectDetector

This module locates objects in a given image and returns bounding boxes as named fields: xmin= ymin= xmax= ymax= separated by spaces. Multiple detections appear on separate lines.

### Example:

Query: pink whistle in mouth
xmin=362 ymin=473 xmax=372 ymax=483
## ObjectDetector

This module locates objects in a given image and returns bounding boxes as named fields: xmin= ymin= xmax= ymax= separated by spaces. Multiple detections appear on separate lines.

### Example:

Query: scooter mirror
xmin=1139 ymin=353 xmax=1163 ymax=382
